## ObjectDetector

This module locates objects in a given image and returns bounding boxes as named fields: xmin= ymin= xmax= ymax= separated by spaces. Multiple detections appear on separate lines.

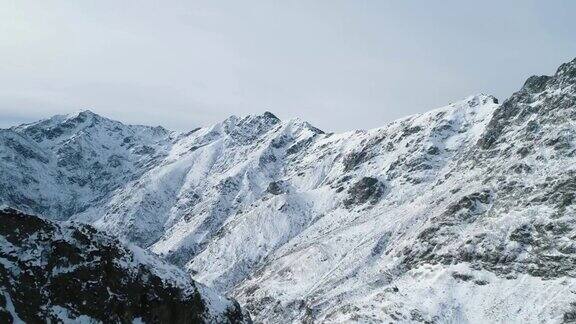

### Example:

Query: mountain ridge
xmin=1 ymin=57 xmax=575 ymax=322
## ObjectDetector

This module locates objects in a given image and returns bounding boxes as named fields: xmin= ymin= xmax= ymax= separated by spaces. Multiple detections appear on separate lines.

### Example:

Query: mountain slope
xmin=0 ymin=207 xmax=250 ymax=323
xmin=0 ymin=58 xmax=575 ymax=323
xmin=229 ymin=58 xmax=576 ymax=322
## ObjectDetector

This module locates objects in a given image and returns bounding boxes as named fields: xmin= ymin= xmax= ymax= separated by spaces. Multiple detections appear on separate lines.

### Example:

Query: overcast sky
xmin=1 ymin=0 xmax=575 ymax=132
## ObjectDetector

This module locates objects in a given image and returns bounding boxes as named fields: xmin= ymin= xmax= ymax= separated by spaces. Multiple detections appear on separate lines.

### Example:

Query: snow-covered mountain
xmin=0 ymin=207 xmax=250 ymax=323
xmin=0 ymin=110 xmax=173 ymax=220
xmin=1 ymin=57 xmax=575 ymax=323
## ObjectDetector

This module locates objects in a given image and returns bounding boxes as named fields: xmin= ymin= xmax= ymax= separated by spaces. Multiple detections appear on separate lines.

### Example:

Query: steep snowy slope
xmin=228 ymin=58 xmax=576 ymax=322
xmin=185 ymin=93 xmax=498 ymax=292
xmin=1 ymin=58 xmax=575 ymax=323
xmin=0 ymin=207 xmax=250 ymax=323
xmin=74 ymin=112 xmax=323 ymax=248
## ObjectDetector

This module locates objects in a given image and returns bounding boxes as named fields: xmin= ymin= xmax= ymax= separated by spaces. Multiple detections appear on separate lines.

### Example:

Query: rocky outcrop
xmin=0 ymin=208 xmax=250 ymax=323
xmin=343 ymin=177 xmax=386 ymax=208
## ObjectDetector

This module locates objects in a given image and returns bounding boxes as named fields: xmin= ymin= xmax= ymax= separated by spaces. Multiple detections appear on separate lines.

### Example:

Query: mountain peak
xmin=521 ymin=57 xmax=576 ymax=94
xmin=69 ymin=109 xmax=100 ymax=118
xmin=63 ymin=109 xmax=105 ymax=124
xmin=221 ymin=111 xmax=280 ymax=125
xmin=20 ymin=109 xmax=104 ymax=129
xmin=211 ymin=111 xmax=282 ymax=143
xmin=262 ymin=111 xmax=280 ymax=121
xmin=479 ymin=57 xmax=576 ymax=150
xmin=12 ymin=109 xmax=161 ymax=143
xmin=555 ymin=57 xmax=576 ymax=77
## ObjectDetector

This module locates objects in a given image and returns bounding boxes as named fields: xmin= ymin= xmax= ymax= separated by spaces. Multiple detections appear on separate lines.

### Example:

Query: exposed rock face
xmin=403 ymin=58 xmax=576 ymax=279
xmin=266 ymin=181 xmax=286 ymax=195
xmin=479 ymin=58 xmax=576 ymax=150
xmin=343 ymin=177 xmax=386 ymax=208
xmin=1 ymin=58 xmax=576 ymax=322
xmin=0 ymin=208 xmax=250 ymax=323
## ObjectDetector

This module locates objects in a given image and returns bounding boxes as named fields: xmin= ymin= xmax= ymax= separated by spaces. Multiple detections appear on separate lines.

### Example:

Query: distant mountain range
xmin=1 ymin=57 xmax=575 ymax=323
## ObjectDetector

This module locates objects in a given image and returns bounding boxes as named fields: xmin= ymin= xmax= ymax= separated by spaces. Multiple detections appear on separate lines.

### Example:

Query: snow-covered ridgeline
xmin=1 ymin=58 xmax=575 ymax=322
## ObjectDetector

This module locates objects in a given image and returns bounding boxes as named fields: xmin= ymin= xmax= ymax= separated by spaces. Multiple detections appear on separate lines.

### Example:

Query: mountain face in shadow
xmin=0 ymin=207 xmax=250 ymax=323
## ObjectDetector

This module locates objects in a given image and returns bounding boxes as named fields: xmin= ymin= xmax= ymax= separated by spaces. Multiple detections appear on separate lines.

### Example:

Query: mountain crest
xmin=2 ymin=58 xmax=576 ymax=323
xmin=464 ymin=93 xmax=499 ymax=106
xmin=479 ymin=57 xmax=576 ymax=150
xmin=555 ymin=57 xmax=576 ymax=78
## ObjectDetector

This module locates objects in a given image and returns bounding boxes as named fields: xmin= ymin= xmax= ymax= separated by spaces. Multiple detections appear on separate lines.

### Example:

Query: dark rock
xmin=427 ymin=146 xmax=440 ymax=156
xmin=509 ymin=224 xmax=535 ymax=244
xmin=523 ymin=75 xmax=551 ymax=93
xmin=564 ymin=302 xmax=576 ymax=323
xmin=267 ymin=181 xmax=286 ymax=195
xmin=287 ymin=137 xmax=315 ymax=155
xmin=262 ymin=111 xmax=280 ymax=121
xmin=343 ymin=151 xmax=369 ymax=172
xmin=452 ymin=272 xmax=473 ymax=282
xmin=445 ymin=190 xmax=492 ymax=223
xmin=0 ymin=208 xmax=250 ymax=323
xmin=343 ymin=177 xmax=386 ymax=208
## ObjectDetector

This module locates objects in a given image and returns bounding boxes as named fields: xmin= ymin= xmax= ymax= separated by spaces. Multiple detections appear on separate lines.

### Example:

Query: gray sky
xmin=1 ymin=0 xmax=575 ymax=132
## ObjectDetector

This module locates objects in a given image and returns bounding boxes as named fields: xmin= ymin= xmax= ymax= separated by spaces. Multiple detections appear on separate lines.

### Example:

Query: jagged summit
xmin=556 ymin=56 xmax=576 ymax=77
xmin=467 ymin=93 xmax=498 ymax=105
xmin=222 ymin=111 xmax=281 ymax=129
xmin=12 ymin=109 xmax=169 ymax=141
xmin=189 ymin=111 xmax=324 ymax=145
xmin=69 ymin=108 xmax=101 ymax=118
xmin=220 ymin=111 xmax=280 ymax=124
xmin=442 ymin=93 xmax=498 ymax=112
xmin=14 ymin=109 xmax=102 ymax=129
xmin=521 ymin=57 xmax=576 ymax=93
xmin=479 ymin=57 xmax=576 ymax=150
xmin=262 ymin=111 xmax=279 ymax=120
